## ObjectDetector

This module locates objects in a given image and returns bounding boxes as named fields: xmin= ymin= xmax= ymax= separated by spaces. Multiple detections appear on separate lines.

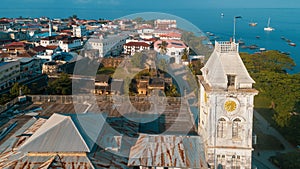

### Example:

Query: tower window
xmin=227 ymin=75 xmax=236 ymax=87
xmin=232 ymin=118 xmax=241 ymax=138
xmin=217 ymin=118 xmax=226 ymax=138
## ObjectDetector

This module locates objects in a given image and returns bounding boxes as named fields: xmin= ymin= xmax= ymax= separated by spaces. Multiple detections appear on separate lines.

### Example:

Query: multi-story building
xmin=0 ymin=60 xmax=20 ymax=89
xmin=154 ymin=19 xmax=177 ymax=30
xmin=58 ymin=37 xmax=82 ymax=52
xmin=40 ymin=36 xmax=82 ymax=52
xmin=19 ymin=58 xmax=42 ymax=79
xmin=198 ymin=41 xmax=258 ymax=169
xmin=72 ymin=25 xmax=87 ymax=37
xmin=123 ymin=41 xmax=150 ymax=56
xmin=86 ymin=34 xmax=128 ymax=57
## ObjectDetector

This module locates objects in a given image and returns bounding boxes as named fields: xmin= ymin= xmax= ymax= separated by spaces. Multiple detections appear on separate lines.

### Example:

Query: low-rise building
xmin=42 ymin=61 xmax=63 ymax=74
xmin=94 ymin=74 xmax=110 ymax=95
xmin=3 ymin=42 xmax=27 ymax=56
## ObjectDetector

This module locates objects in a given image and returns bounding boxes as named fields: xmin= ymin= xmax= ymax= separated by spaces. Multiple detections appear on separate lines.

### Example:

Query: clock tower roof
xmin=201 ymin=41 xmax=255 ymax=89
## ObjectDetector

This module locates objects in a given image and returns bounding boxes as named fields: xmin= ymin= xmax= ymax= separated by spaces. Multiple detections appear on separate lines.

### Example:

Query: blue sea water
xmin=1 ymin=7 xmax=300 ymax=73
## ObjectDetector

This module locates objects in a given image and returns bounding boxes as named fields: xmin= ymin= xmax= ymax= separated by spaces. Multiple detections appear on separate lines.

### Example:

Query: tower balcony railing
xmin=215 ymin=41 xmax=239 ymax=53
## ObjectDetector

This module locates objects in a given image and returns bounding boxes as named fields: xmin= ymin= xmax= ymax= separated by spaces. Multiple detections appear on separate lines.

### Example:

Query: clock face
xmin=224 ymin=99 xmax=238 ymax=112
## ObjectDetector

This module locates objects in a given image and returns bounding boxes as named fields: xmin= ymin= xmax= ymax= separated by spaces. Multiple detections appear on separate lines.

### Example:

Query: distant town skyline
xmin=1 ymin=0 xmax=300 ymax=10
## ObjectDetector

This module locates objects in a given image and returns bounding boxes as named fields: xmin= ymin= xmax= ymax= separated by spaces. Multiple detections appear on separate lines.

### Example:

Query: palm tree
xmin=158 ymin=41 xmax=168 ymax=55
xmin=181 ymin=48 xmax=189 ymax=61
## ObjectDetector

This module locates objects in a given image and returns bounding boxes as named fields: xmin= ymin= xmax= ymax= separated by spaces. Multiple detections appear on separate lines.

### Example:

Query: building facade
xmin=198 ymin=41 xmax=258 ymax=169
xmin=0 ymin=60 xmax=20 ymax=89
xmin=86 ymin=34 xmax=128 ymax=57
xmin=154 ymin=40 xmax=188 ymax=64
xmin=154 ymin=19 xmax=177 ymax=30
xmin=123 ymin=41 xmax=150 ymax=56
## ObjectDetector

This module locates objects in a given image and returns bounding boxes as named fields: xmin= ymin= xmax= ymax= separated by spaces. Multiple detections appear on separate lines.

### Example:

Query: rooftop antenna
xmin=233 ymin=16 xmax=242 ymax=43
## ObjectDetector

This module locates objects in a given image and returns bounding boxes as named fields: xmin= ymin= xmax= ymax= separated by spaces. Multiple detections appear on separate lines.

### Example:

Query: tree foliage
xmin=158 ymin=41 xmax=168 ymax=55
xmin=240 ymin=51 xmax=300 ymax=128
xmin=181 ymin=31 xmax=213 ymax=57
xmin=47 ymin=73 xmax=72 ymax=95
xmin=181 ymin=48 xmax=189 ymax=61
xmin=10 ymin=83 xmax=30 ymax=97
xmin=271 ymin=152 xmax=300 ymax=169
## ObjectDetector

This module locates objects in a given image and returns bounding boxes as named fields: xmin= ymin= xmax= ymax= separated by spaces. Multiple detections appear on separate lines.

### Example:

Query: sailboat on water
xmin=264 ymin=17 xmax=275 ymax=31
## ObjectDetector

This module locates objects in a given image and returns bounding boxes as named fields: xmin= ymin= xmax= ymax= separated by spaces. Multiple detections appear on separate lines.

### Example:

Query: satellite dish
xmin=29 ymin=31 xmax=35 ymax=37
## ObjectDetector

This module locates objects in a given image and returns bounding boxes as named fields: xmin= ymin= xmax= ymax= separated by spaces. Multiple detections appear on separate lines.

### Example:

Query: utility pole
xmin=233 ymin=16 xmax=242 ymax=43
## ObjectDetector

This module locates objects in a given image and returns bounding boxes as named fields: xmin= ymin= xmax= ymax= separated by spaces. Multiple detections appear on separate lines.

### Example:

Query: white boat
xmin=249 ymin=22 xmax=257 ymax=26
xmin=264 ymin=17 xmax=274 ymax=31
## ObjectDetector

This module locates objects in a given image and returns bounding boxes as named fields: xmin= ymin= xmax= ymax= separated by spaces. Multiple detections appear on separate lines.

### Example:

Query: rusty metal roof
xmin=128 ymin=134 xmax=207 ymax=168
xmin=0 ymin=153 xmax=95 ymax=169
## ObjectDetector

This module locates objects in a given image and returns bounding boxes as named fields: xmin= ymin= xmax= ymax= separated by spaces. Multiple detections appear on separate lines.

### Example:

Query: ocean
xmin=1 ymin=7 xmax=300 ymax=73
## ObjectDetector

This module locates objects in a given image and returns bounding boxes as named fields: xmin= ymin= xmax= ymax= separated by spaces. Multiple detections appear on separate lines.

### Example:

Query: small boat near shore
xmin=238 ymin=39 xmax=245 ymax=45
xmin=249 ymin=22 xmax=257 ymax=27
xmin=289 ymin=42 xmax=296 ymax=47
xmin=249 ymin=44 xmax=259 ymax=49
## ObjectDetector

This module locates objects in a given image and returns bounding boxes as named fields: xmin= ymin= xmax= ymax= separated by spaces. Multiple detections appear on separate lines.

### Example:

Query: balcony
xmin=215 ymin=41 xmax=239 ymax=53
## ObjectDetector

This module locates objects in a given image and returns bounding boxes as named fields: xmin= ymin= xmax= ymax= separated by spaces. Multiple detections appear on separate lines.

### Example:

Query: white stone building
xmin=198 ymin=41 xmax=258 ymax=169
xmin=86 ymin=34 xmax=128 ymax=57
xmin=123 ymin=41 xmax=150 ymax=56
xmin=72 ymin=25 xmax=87 ymax=37
xmin=154 ymin=39 xmax=188 ymax=64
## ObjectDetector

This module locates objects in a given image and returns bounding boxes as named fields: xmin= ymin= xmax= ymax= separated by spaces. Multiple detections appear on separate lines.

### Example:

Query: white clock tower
xmin=198 ymin=41 xmax=258 ymax=169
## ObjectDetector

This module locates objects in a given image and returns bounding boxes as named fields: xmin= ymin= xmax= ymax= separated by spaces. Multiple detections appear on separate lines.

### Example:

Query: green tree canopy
xmin=158 ymin=41 xmax=168 ymax=55
xmin=241 ymin=51 xmax=299 ymax=128
xmin=181 ymin=48 xmax=189 ymax=61
xmin=10 ymin=83 xmax=30 ymax=97
xmin=47 ymin=73 xmax=72 ymax=95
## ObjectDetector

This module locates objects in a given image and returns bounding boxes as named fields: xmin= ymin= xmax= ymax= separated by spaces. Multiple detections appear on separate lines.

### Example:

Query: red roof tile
xmin=46 ymin=45 xmax=59 ymax=50
xmin=124 ymin=42 xmax=150 ymax=47
xmin=5 ymin=42 xmax=26 ymax=47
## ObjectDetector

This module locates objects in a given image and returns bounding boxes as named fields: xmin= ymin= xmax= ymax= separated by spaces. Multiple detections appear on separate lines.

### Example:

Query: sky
xmin=1 ymin=0 xmax=300 ymax=9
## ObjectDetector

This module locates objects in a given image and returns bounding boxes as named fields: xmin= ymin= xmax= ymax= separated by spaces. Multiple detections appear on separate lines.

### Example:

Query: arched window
xmin=217 ymin=118 xmax=226 ymax=138
xmin=232 ymin=118 xmax=242 ymax=139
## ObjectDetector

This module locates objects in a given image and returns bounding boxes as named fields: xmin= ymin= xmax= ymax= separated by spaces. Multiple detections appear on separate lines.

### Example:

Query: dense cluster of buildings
xmin=0 ymin=17 xmax=194 ymax=92
xmin=0 ymin=16 xmax=258 ymax=169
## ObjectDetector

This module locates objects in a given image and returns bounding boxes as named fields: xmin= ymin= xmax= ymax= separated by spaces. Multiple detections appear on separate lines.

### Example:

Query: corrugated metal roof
xmin=18 ymin=113 xmax=107 ymax=153
xmin=19 ymin=113 xmax=94 ymax=153
xmin=128 ymin=134 xmax=207 ymax=168
xmin=1 ymin=154 xmax=95 ymax=169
